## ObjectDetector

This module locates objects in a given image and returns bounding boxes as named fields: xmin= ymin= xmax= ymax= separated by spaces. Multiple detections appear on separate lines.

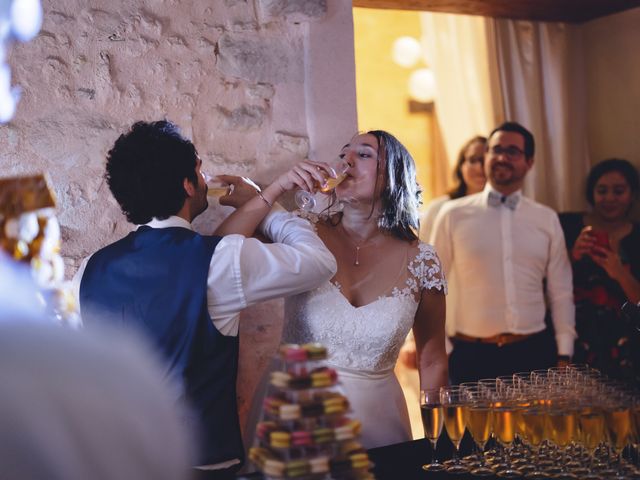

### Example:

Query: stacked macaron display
xmin=0 ymin=174 xmax=80 ymax=327
xmin=249 ymin=343 xmax=374 ymax=479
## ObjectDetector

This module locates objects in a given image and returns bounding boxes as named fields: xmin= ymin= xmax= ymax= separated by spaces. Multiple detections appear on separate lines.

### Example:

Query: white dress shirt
xmin=419 ymin=195 xmax=449 ymax=242
xmin=72 ymin=207 xmax=336 ymax=470
xmin=73 ymin=207 xmax=337 ymax=337
xmin=431 ymin=185 xmax=576 ymax=356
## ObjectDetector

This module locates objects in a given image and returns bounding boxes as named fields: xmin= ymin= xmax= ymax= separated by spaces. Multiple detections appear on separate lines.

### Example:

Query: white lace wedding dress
xmin=281 ymin=242 xmax=447 ymax=449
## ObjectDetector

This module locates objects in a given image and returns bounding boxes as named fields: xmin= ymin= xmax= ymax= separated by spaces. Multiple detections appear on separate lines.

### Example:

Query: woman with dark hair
xmin=277 ymin=130 xmax=449 ymax=448
xmin=559 ymin=158 xmax=640 ymax=383
xmin=419 ymin=135 xmax=486 ymax=241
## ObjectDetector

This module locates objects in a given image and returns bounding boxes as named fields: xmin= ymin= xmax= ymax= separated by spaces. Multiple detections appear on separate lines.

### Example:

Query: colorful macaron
xmin=286 ymin=459 xmax=310 ymax=478
xmin=269 ymin=430 xmax=291 ymax=448
xmin=309 ymin=455 xmax=330 ymax=474
xmin=291 ymin=430 xmax=313 ymax=447
xmin=302 ymin=342 xmax=327 ymax=360
xmin=279 ymin=344 xmax=307 ymax=362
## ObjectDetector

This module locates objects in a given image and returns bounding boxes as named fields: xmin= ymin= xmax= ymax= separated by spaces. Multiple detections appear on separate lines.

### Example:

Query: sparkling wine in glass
xmin=440 ymin=386 xmax=469 ymax=474
xmin=294 ymin=157 xmax=350 ymax=212
xmin=420 ymin=388 xmax=445 ymax=472
xmin=492 ymin=401 xmax=523 ymax=478
xmin=202 ymin=172 xmax=230 ymax=198
xmin=467 ymin=401 xmax=495 ymax=476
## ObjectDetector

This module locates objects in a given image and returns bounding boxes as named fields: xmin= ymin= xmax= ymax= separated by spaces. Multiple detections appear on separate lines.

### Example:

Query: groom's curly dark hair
xmin=105 ymin=120 xmax=198 ymax=225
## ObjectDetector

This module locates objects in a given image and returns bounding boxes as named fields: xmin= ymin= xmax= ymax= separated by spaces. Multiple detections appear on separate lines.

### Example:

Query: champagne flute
xmin=492 ymin=398 xmax=523 ymax=478
xmin=465 ymin=394 xmax=495 ymax=476
xmin=420 ymin=388 xmax=445 ymax=471
xmin=578 ymin=402 xmax=607 ymax=479
xmin=440 ymin=385 xmax=469 ymax=474
xmin=603 ymin=396 xmax=633 ymax=479
xmin=521 ymin=400 xmax=549 ymax=479
xmin=201 ymin=172 xmax=231 ymax=198
xmin=546 ymin=397 xmax=579 ymax=479
xmin=294 ymin=156 xmax=350 ymax=212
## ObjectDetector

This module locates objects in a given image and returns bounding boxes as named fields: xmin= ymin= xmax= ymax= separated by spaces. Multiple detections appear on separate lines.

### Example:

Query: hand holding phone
xmin=589 ymin=229 xmax=610 ymax=258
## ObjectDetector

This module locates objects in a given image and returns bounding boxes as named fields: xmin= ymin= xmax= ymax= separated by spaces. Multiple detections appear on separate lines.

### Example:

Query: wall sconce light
xmin=391 ymin=35 xmax=437 ymax=104
xmin=0 ymin=0 xmax=43 ymax=123
xmin=408 ymin=68 xmax=436 ymax=103
xmin=391 ymin=36 xmax=422 ymax=68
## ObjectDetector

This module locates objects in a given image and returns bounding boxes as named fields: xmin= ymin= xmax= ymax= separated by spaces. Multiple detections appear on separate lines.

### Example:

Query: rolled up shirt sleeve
xmin=208 ymin=208 xmax=337 ymax=335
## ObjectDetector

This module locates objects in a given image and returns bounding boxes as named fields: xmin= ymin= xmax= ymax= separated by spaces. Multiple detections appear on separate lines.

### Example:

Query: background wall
xmin=584 ymin=7 xmax=640 ymax=168
xmin=1 ymin=0 xmax=357 ymax=435
xmin=352 ymin=8 xmax=437 ymax=199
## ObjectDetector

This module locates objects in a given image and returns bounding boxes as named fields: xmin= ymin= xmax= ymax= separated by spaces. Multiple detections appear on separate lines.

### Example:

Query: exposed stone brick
xmin=218 ymin=105 xmax=267 ymax=131
xmin=274 ymin=131 xmax=310 ymax=157
xmin=216 ymin=32 xmax=303 ymax=83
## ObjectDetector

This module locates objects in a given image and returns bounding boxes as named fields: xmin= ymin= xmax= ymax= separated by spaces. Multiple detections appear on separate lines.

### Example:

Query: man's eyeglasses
xmin=488 ymin=146 xmax=525 ymax=160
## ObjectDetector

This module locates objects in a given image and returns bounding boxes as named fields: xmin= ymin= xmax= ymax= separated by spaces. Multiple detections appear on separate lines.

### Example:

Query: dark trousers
xmin=449 ymin=329 xmax=557 ymax=384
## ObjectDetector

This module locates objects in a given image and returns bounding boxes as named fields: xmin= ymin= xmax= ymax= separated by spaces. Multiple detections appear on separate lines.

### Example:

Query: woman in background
xmin=559 ymin=158 xmax=640 ymax=384
xmin=418 ymin=135 xmax=486 ymax=241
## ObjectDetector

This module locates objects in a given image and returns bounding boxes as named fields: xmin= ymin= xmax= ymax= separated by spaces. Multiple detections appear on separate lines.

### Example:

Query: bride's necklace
xmin=339 ymin=224 xmax=382 ymax=266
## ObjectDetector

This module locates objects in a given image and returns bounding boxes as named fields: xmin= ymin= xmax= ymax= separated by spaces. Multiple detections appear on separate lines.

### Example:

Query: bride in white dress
xmin=283 ymin=130 xmax=448 ymax=449
xmin=230 ymin=130 xmax=449 ymax=452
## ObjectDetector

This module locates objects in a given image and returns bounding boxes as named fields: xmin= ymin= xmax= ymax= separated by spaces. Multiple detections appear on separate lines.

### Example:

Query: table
xmin=215 ymin=434 xmax=516 ymax=480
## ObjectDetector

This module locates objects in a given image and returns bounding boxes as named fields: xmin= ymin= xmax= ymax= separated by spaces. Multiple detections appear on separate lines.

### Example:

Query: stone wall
xmin=1 ymin=0 xmax=357 ymax=437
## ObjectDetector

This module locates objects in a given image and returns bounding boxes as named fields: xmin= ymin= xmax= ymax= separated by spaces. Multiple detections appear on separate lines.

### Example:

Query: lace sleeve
xmin=409 ymin=242 xmax=447 ymax=295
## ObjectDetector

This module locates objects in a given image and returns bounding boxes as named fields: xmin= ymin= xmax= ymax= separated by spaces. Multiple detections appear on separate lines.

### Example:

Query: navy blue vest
xmin=80 ymin=226 xmax=243 ymax=466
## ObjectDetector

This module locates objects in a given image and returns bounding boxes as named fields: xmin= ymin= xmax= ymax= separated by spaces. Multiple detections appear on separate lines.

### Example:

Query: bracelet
xmin=255 ymin=190 xmax=273 ymax=209
xmin=557 ymin=355 xmax=571 ymax=362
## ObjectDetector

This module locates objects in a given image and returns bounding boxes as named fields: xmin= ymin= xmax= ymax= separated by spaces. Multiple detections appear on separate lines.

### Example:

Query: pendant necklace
xmin=340 ymin=224 xmax=380 ymax=266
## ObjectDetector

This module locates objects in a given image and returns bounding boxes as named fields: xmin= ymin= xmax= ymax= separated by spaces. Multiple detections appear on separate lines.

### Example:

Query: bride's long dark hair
xmin=368 ymin=130 xmax=421 ymax=242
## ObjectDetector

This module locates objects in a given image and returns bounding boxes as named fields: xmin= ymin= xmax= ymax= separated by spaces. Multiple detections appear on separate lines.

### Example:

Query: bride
xmin=223 ymin=130 xmax=448 ymax=450
xmin=282 ymin=130 xmax=448 ymax=448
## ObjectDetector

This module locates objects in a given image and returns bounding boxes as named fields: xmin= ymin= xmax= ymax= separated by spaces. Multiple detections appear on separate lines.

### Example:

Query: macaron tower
xmin=249 ymin=343 xmax=374 ymax=479
xmin=0 ymin=174 xmax=80 ymax=327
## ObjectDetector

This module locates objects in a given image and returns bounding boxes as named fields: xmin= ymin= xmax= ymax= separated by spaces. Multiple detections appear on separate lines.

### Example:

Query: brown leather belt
xmin=453 ymin=332 xmax=536 ymax=347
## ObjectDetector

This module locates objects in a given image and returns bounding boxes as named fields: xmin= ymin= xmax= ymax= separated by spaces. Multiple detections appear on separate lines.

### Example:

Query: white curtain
xmin=488 ymin=19 xmax=590 ymax=211
xmin=420 ymin=13 xmax=501 ymax=171
xmin=420 ymin=13 xmax=591 ymax=211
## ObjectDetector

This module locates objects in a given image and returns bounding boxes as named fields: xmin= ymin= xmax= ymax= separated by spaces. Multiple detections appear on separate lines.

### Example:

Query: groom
xmin=76 ymin=121 xmax=336 ymax=476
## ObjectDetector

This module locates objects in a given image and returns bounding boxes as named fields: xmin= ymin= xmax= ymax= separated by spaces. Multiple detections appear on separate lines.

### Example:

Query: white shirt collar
xmin=138 ymin=216 xmax=193 ymax=231
xmin=482 ymin=184 xmax=522 ymax=202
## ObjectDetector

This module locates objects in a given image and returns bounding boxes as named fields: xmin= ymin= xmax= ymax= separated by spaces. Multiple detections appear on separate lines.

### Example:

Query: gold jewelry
xmin=255 ymin=190 xmax=272 ymax=209
xmin=339 ymin=224 xmax=380 ymax=266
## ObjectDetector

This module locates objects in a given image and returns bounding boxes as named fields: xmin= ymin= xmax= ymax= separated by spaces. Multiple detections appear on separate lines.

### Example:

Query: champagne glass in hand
xmin=294 ymin=156 xmax=350 ymax=212
xmin=202 ymin=172 xmax=231 ymax=198
xmin=421 ymin=388 xmax=445 ymax=472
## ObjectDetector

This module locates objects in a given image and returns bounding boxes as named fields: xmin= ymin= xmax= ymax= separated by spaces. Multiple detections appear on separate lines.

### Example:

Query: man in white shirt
xmin=431 ymin=122 xmax=575 ymax=384
xmin=74 ymin=121 xmax=336 ymax=478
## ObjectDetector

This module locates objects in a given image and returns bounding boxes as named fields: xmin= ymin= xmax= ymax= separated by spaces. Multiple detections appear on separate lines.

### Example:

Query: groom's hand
xmin=218 ymin=175 xmax=261 ymax=208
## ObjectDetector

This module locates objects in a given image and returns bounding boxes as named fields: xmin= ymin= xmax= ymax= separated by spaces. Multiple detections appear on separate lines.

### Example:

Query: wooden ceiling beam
xmin=352 ymin=0 xmax=640 ymax=23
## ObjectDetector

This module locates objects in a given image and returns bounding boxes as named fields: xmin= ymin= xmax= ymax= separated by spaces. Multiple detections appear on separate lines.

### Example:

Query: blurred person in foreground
xmin=0 ymin=322 xmax=192 ymax=480
xmin=74 ymin=120 xmax=336 ymax=477
xmin=432 ymin=122 xmax=576 ymax=383
xmin=559 ymin=158 xmax=640 ymax=384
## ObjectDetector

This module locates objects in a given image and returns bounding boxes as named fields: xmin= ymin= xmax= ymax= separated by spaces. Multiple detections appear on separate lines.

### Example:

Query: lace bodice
xmin=283 ymin=242 xmax=446 ymax=373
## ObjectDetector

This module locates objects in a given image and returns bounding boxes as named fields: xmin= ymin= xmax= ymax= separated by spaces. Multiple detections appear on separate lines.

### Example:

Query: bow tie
xmin=488 ymin=190 xmax=520 ymax=210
